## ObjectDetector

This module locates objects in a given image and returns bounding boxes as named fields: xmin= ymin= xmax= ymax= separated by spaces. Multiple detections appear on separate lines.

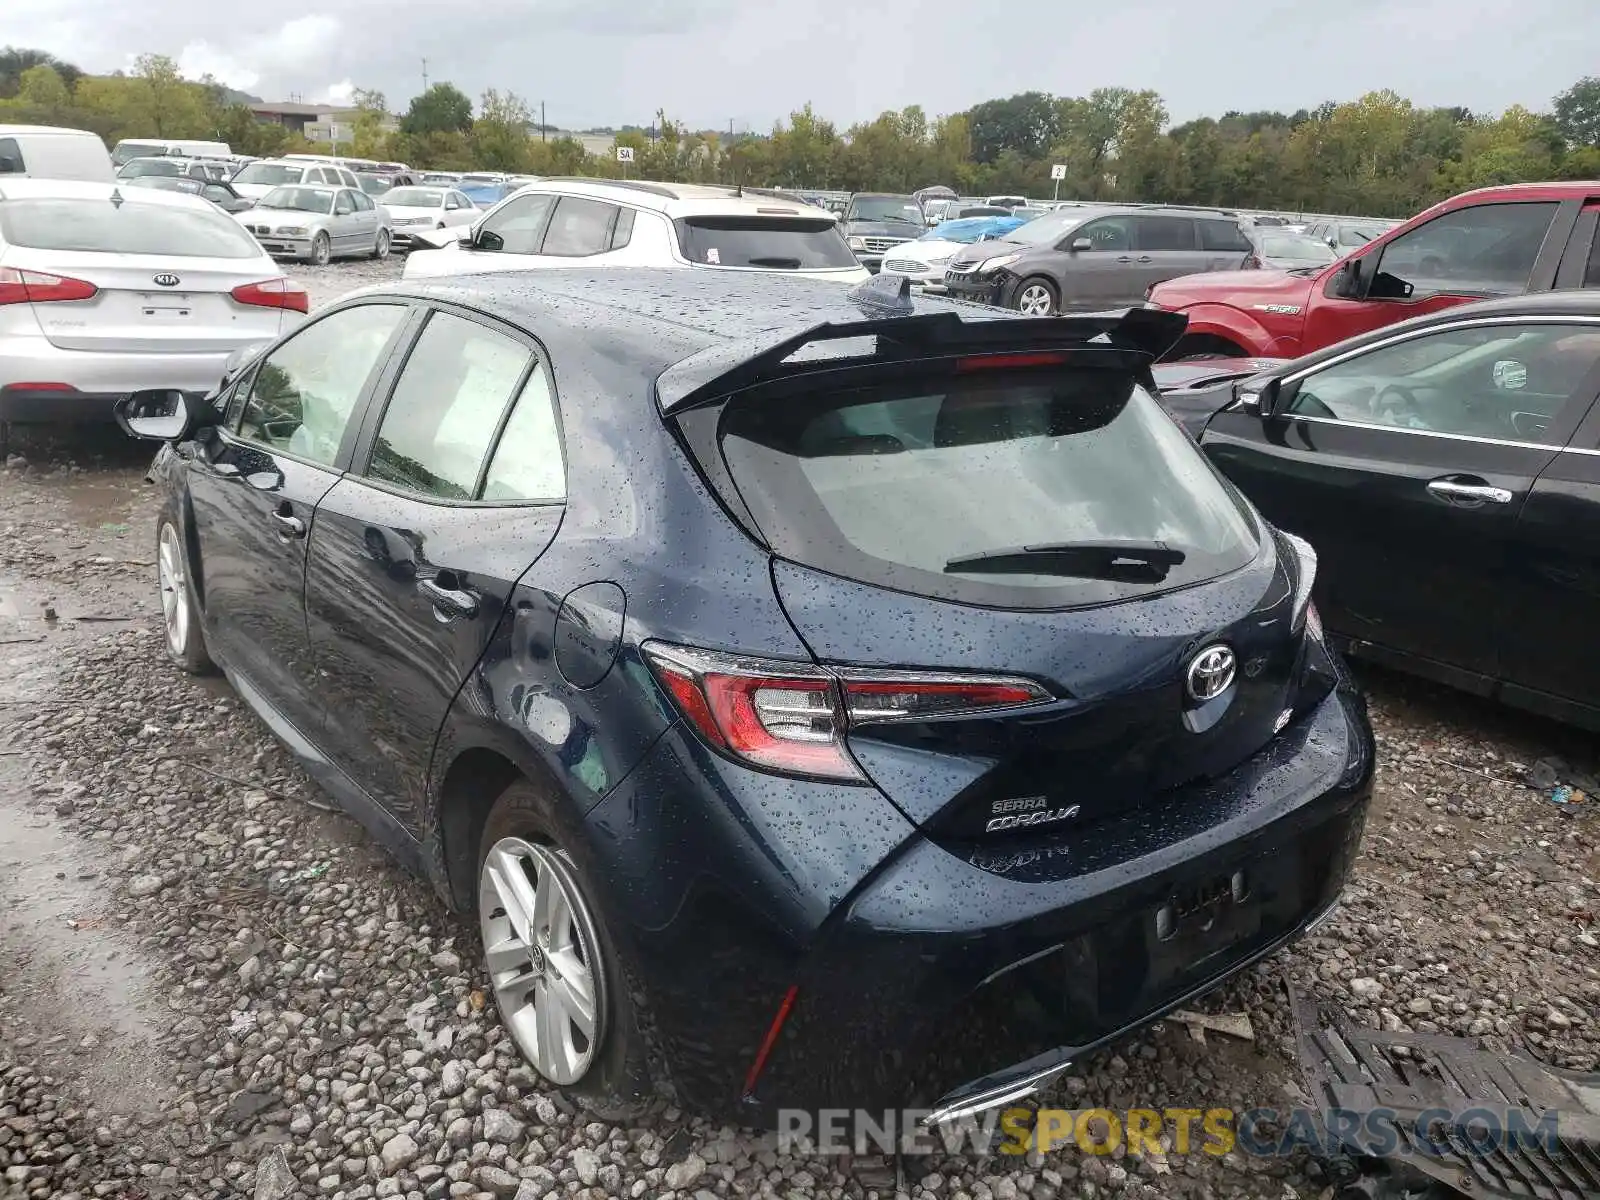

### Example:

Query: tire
xmin=308 ymin=232 xmax=331 ymax=266
xmin=477 ymin=779 xmax=653 ymax=1118
xmin=373 ymin=229 xmax=391 ymax=260
xmin=157 ymin=514 xmax=214 ymax=674
xmin=1014 ymin=277 xmax=1058 ymax=316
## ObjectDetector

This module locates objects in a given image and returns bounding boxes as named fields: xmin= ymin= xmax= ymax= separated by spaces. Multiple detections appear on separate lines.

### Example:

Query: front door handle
xmin=1426 ymin=478 xmax=1513 ymax=507
xmin=1116 ymin=255 xmax=1134 ymax=263
xmin=418 ymin=577 xmax=479 ymax=619
xmin=271 ymin=509 xmax=306 ymax=538
xmin=1137 ymin=255 xmax=1153 ymax=263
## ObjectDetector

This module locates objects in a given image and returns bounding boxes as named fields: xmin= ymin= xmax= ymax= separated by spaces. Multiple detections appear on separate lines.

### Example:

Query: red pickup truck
xmin=1148 ymin=181 xmax=1600 ymax=359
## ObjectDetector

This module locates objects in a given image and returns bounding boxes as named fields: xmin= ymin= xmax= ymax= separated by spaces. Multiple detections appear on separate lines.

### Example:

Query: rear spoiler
xmin=657 ymin=302 xmax=1189 ymax=414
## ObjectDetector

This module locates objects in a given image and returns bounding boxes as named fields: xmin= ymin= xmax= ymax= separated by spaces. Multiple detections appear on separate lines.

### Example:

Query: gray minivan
xmin=941 ymin=206 xmax=1254 ymax=314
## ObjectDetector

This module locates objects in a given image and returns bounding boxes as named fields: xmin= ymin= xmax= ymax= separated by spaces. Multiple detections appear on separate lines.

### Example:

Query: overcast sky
xmin=10 ymin=0 xmax=1599 ymax=131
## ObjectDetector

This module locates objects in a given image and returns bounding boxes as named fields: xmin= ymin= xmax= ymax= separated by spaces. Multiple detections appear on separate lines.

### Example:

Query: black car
xmin=117 ymin=271 xmax=1373 ymax=1127
xmin=1152 ymin=290 xmax=1600 ymax=730
xmin=843 ymin=192 xmax=927 ymax=272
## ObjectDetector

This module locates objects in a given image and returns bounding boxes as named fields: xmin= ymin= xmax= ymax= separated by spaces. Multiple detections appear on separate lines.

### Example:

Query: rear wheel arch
xmin=435 ymin=745 xmax=527 ymax=911
xmin=1170 ymin=332 xmax=1250 ymax=361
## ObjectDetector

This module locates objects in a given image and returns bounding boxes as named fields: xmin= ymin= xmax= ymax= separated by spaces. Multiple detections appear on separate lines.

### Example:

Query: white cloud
xmin=171 ymin=42 xmax=261 ymax=90
xmin=321 ymin=79 xmax=355 ymax=106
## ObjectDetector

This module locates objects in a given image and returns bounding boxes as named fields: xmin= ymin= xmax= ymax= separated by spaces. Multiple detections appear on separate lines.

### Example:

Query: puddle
xmin=0 ymin=583 xmax=171 ymax=1117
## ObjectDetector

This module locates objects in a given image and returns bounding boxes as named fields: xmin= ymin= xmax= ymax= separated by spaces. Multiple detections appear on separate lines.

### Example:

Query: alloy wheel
xmin=375 ymin=230 xmax=391 ymax=259
xmin=478 ymin=837 xmax=605 ymax=1085
xmin=157 ymin=523 xmax=189 ymax=657
xmin=310 ymin=233 xmax=330 ymax=266
xmin=1017 ymin=284 xmax=1054 ymax=316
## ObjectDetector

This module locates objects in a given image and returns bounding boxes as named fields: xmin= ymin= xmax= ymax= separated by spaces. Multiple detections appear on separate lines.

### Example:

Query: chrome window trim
xmin=1266 ymin=313 xmax=1600 ymax=453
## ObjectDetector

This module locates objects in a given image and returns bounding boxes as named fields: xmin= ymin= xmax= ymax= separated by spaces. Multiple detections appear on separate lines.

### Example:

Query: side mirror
xmin=1330 ymin=259 xmax=1364 ymax=300
xmin=471 ymin=228 xmax=500 ymax=250
xmin=1325 ymin=236 xmax=1338 ymax=250
xmin=1235 ymin=378 xmax=1284 ymax=419
xmin=1070 ymin=237 xmax=1093 ymax=252
xmin=114 ymin=389 xmax=194 ymax=441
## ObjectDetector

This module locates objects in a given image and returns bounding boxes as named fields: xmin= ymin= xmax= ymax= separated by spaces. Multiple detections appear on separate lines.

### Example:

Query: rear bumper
xmin=0 ymin=330 xmax=248 ymax=423
xmin=588 ymin=680 xmax=1374 ymax=1126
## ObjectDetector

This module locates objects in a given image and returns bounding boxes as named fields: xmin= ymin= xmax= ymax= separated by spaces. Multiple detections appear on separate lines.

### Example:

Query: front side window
xmin=1073 ymin=217 xmax=1132 ymax=251
xmin=540 ymin=197 xmax=616 ymax=257
xmin=351 ymin=191 xmax=373 ymax=212
xmin=1373 ymin=202 xmax=1557 ymax=298
xmin=719 ymin=365 xmax=1258 ymax=609
xmin=367 ymin=311 xmax=533 ymax=500
xmin=334 ymin=191 xmax=355 ymax=216
xmin=238 ymin=304 xmax=408 ymax=465
xmin=1133 ymin=216 xmax=1196 ymax=251
xmin=1288 ymin=321 xmax=1600 ymax=444
xmin=477 ymin=193 xmax=555 ymax=253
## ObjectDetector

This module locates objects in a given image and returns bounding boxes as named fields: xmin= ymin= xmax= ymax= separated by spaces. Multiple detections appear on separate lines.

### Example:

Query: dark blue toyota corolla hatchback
xmin=118 ymin=268 xmax=1373 ymax=1128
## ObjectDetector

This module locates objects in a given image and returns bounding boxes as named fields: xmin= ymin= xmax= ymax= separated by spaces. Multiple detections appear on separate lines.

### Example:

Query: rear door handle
xmin=1426 ymin=478 xmax=1513 ymax=506
xmin=418 ymin=577 xmax=479 ymax=619
xmin=1137 ymin=255 xmax=1153 ymax=263
xmin=271 ymin=510 xmax=306 ymax=538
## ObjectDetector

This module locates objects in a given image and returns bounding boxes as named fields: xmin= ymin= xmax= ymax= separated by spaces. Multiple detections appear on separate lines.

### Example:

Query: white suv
xmin=402 ymin=178 xmax=870 ymax=284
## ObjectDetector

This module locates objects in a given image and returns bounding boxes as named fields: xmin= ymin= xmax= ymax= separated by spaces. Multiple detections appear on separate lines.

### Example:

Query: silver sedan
xmin=236 ymin=184 xmax=392 ymax=265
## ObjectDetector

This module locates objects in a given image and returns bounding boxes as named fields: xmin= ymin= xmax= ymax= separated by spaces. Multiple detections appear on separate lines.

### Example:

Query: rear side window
xmin=368 ymin=312 xmax=533 ymax=500
xmin=0 ymin=198 xmax=263 ymax=258
xmin=611 ymin=207 xmax=636 ymax=250
xmin=1134 ymin=216 xmax=1197 ymax=251
xmin=481 ymin=368 xmax=565 ymax=501
xmin=675 ymin=217 xmax=859 ymax=268
xmin=1199 ymin=220 xmax=1252 ymax=252
xmin=717 ymin=366 xmax=1259 ymax=609
xmin=541 ymin=197 xmax=617 ymax=256
xmin=0 ymin=138 xmax=23 ymax=174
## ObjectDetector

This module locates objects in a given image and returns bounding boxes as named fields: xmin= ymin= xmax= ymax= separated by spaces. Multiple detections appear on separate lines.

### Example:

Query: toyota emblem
xmin=152 ymin=273 xmax=181 ymax=288
xmin=1185 ymin=644 xmax=1237 ymax=702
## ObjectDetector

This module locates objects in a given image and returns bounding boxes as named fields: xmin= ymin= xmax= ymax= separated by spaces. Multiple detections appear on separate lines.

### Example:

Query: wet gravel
xmin=2 ymin=256 xmax=1598 ymax=1200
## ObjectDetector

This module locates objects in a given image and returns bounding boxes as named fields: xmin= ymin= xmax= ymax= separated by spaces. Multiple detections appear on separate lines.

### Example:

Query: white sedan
xmin=379 ymin=185 xmax=478 ymax=250
xmin=0 ymin=178 xmax=307 ymax=437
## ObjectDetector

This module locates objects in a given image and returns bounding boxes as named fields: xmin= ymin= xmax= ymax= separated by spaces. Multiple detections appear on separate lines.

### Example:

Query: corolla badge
xmin=152 ymin=273 xmax=181 ymax=287
xmin=1185 ymin=644 xmax=1237 ymax=702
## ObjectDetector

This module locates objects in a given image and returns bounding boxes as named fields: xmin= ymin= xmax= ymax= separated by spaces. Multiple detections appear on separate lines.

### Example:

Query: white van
xmin=0 ymin=125 xmax=115 ymax=183
xmin=110 ymin=138 xmax=231 ymax=168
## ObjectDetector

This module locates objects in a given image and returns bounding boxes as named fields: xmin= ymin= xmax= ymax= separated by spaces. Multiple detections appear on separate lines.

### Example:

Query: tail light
xmin=955 ymin=351 xmax=1067 ymax=372
xmin=0 ymin=267 xmax=98 ymax=306
xmin=231 ymin=277 xmax=310 ymax=313
xmin=644 ymin=643 xmax=1051 ymax=782
xmin=1282 ymin=531 xmax=1318 ymax=637
xmin=1242 ymin=254 xmax=1261 ymax=270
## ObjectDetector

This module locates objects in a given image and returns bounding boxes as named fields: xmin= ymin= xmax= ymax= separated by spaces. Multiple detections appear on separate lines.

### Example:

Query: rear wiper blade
xmin=944 ymin=540 xmax=1187 ymax=582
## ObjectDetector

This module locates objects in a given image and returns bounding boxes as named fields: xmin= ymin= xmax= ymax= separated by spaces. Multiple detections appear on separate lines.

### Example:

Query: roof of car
xmin=498 ymin=177 xmax=836 ymax=220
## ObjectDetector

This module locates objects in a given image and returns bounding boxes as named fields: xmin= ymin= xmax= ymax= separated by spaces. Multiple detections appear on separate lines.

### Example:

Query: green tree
xmin=402 ymin=83 xmax=472 ymax=136
xmin=472 ymin=89 xmax=534 ymax=170
xmin=1553 ymin=77 xmax=1600 ymax=148
xmin=0 ymin=47 xmax=82 ymax=98
xmin=967 ymin=91 xmax=1056 ymax=163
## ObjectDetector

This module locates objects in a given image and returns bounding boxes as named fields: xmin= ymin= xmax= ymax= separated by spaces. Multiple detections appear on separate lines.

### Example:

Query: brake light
xmin=644 ymin=643 xmax=1051 ymax=781
xmin=0 ymin=267 xmax=98 ymax=306
xmin=955 ymin=352 xmax=1068 ymax=372
xmin=231 ymin=277 xmax=310 ymax=313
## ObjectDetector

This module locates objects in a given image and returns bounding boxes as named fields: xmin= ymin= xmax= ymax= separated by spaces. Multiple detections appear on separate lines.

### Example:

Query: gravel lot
xmin=1 ymin=257 xmax=1596 ymax=1200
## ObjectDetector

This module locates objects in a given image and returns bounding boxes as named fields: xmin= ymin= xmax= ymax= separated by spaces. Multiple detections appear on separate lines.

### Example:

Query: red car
xmin=1149 ymin=182 xmax=1600 ymax=360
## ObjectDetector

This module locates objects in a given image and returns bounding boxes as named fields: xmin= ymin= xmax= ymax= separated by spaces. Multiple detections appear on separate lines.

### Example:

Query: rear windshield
xmin=384 ymin=187 xmax=443 ymax=207
xmin=718 ymin=366 xmax=1259 ymax=609
xmin=113 ymin=141 xmax=166 ymax=166
xmin=234 ymin=163 xmax=307 ymax=187
xmin=674 ymin=217 xmax=859 ymax=269
xmin=119 ymin=158 xmax=184 ymax=178
xmin=0 ymin=198 xmax=263 ymax=259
